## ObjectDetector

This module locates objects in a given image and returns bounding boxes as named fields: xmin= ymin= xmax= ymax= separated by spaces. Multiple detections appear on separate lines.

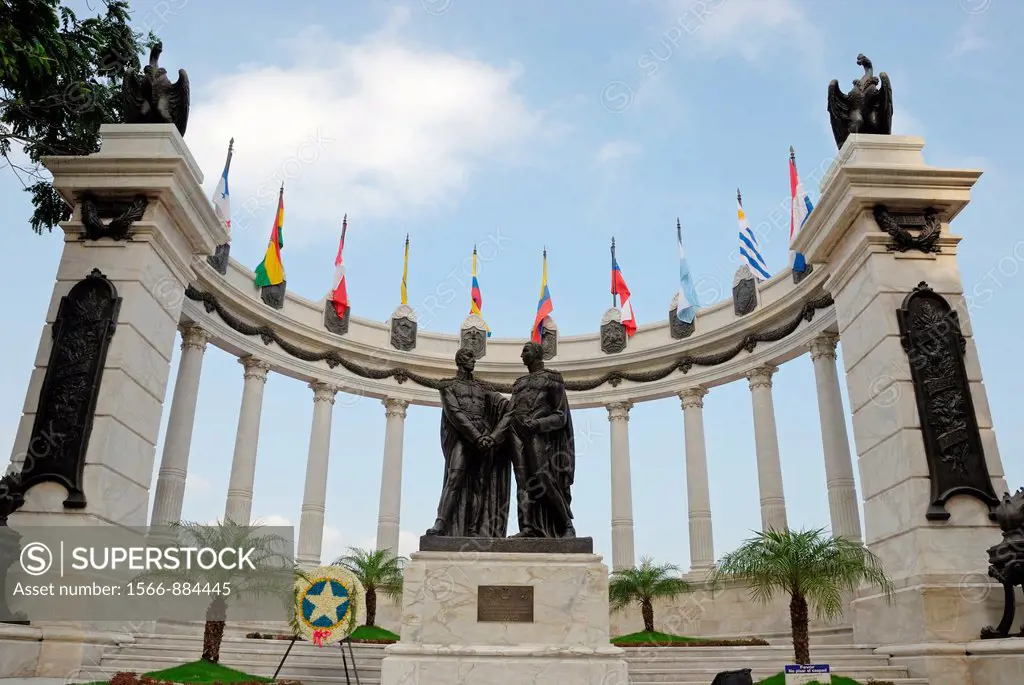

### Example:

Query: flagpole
xmin=224 ymin=137 xmax=235 ymax=173
xmin=790 ymin=145 xmax=796 ymax=164
xmin=340 ymin=214 xmax=347 ymax=246
xmin=610 ymin=237 xmax=617 ymax=308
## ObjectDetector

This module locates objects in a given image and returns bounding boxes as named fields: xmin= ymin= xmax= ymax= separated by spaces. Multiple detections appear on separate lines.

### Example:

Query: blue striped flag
xmin=676 ymin=219 xmax=698 ymax=324
xmin=737 ymin=190 xmax=771 ymax=281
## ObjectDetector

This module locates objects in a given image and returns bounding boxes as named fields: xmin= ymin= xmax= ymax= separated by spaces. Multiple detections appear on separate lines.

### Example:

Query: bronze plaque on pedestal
xmin=477 ymin=585 xmax=534 ymax=622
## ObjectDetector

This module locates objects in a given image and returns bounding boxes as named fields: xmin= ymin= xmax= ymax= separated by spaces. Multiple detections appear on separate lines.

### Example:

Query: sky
xmin=1 ymin=0 xmax=1022 ymax=570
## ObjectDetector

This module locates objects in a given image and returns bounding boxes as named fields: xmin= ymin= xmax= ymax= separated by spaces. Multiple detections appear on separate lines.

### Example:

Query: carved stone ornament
xmin=600 ymin=308 xmax=627 ymax=354
xmin=669 ymin=293 xmax=696 ymax=339
xmin=460 ymin=314 xmax=488 ymax=359
xmin=79 ymin=193 xmax=148 ymax=241
xmin=896 ymin=281 xmax=999 ymax=520
xmin=260 ymin=281 xmax=286 ymax=310
xmin=792 ymin=262 xmax=814 ymax=284
xmin=732 ymin=264 xmax=758 ymax=316
xmin=19 ymin=269 xmax=121 ymax=509
xmin=540 ymin=316 xmax=557 ymax=360
xmin=873 ymin=205 xmax=942 ymax=254
xmin=390 ymin=304 xmax=418 ymax=351
xmin=324 ymin=301 xmax=350 ymax=336
xmin=981 ymin=487 xmax=1024 ymax=639
xmin=207 ymin=243 xmax=231 ymax=275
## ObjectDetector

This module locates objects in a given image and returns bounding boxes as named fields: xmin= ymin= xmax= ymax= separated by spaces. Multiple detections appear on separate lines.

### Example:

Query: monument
xmin=380 ymin=344 xmax=628 ymax=685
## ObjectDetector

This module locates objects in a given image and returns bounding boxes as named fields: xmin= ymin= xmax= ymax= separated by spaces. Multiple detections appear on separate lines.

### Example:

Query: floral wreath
xmin=293 ymin=565 xmax=365 ymax=647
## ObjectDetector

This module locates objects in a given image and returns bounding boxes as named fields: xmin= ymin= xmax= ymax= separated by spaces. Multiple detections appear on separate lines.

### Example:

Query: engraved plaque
xmin=477 ymin=585 xmax=534 ymax=623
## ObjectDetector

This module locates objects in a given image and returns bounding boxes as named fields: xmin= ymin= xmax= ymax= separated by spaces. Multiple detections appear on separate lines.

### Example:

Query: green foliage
xmin=608 ymin=556 xmax=692 ymax=612
xmin=351 ymin=624 xmax=400 ymax=642
xmin=755 ymin=674 xmax=865 ymax=685
xmin=0 ymin=0 xmax=157 ymax=232
xmin=609 ymin=630 xmax=698 ymax=644
xmin=708 ymin=528 xmax=893 ymax=623
xmin=143 ymin=659 xmax=274 ymax=683
xmin=332 ymin=546 xmax=406 ymax=601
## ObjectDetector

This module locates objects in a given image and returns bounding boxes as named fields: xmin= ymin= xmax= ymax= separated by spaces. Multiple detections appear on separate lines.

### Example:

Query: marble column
xmin=680 ymin=387 xmax=714 ymax=572
xmin=746 ymin=364 xmax=788 ymax=531
xmin=150 ymin=325 xmax=209 ymax=526
xmin=809 ymin=333 xmax=862 ymax=542
xmin=224 ymin=356 xmax=270 ymax=524
xmin=297 ymin=382 xmax=338 ymax=566
xmin=607 ymin=401 xmax=635 ymax=571
xmin=376 ymin=398 xmax=409 ymax=555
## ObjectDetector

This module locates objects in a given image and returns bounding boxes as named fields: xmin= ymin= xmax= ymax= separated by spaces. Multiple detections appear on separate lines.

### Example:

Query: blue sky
xmin=2 ymin=0 xmax=1022 ymax=568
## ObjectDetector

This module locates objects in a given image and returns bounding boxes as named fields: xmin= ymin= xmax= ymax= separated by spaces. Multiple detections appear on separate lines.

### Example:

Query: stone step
xmin=645 ymin=681 xmax=929 ymax=685
xmin=620 ymin=647 xmax=885 ymax=659
xmin=96 ymin=656 xmax=383 ymax=680
xmin=627 ymin=664 xmax=912 ymax=682
xmin=87 ymin=667 xmax=380 ymax=685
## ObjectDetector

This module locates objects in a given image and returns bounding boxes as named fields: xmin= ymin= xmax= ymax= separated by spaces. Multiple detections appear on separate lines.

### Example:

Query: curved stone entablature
xmin=182 ymin=254 xmax=836 ymax=408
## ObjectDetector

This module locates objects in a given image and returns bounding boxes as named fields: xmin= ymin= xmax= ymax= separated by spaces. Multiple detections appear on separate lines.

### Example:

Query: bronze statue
xmin=122 ymin=42 xmax=190 ymax=136
xmin=425 ymin=349 xmax=512 ymax=538
xmin=494 ymin=341 xmax=576 ymax=538
xmin=981 ymin=488 xmax=1024 ymax=639
xmin=827 ymin=53 xmax=892 ymax=149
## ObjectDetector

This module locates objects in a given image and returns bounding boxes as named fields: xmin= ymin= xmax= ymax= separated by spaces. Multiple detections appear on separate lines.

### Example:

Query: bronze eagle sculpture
xmin=827 ymin=53 xmax=892 ymax=150
xmin=122 ymin=42 xmax=190 ymax=136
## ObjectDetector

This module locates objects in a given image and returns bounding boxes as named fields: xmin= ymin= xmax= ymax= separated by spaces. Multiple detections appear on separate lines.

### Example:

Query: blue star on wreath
xmin=301 ymin=579 xmax=352 ymax=629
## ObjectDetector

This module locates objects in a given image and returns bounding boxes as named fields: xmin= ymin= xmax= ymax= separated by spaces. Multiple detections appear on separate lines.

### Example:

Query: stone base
xmin=380 ymin=550 xmax=628 ymax=685
xmin=883 ymin=639 xmax=1024 ymax=685
xmin=417 ymin=535 xmax=593 ymax=553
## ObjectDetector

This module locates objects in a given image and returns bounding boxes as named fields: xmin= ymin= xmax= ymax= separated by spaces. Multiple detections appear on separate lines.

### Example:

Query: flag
xmin=789 ymin=146 xmax=813 ymax=273
xmin=737 ymin=189 xmax=771 ymax=281
xmin=611 ymin=238 xmax=636 ymax=336
xmin=400 ymin=235 xmax=409 ymax=305
xmin=676 ymin=219 xmax=699 ymax=324
xmin=531 ymin=249 xmax=553 ymax=343
xmin=469 ymin=246 xmax=492 ymax=337
xmin=253 ymin=186 xmax=285 ymax=287
xmin=212 ymin=138 xmax=233 ymax=234
xmin=331 ymin=215 xmax=348 ymax=317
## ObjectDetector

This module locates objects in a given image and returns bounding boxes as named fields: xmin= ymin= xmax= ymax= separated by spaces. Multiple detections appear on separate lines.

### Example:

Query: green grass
xmin=610 ymin=630 xmax=698 ymax=644
xmin=144 ymin=660 xmax=274 ymax=683
xmin=350 ymin=625 xmax=400 ymax=642
xmin=756 ymin=674 xmax=865 ymax=685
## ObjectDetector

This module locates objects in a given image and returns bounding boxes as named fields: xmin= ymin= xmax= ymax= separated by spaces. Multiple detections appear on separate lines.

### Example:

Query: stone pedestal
xmin=380 ymin=546 xmax=628 ymax=685
xmin=792 ymin=135 xmax=1015 ymax=684
xmin=2 ymin=124 xmax=226 ymax=676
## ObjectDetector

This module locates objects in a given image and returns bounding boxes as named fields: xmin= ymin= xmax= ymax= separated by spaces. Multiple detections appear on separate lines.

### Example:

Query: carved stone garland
xmin=896 ymin=281 xmax=999 ymax=520
xmin=185 ymin=286 xmax=833 ymax=393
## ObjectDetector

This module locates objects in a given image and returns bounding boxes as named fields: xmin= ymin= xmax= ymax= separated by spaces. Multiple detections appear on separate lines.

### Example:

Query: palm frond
xmin=608 ymin=556 xmax=691 ymax=613
xmin=332 ymin=546 xmax=407 ymax=599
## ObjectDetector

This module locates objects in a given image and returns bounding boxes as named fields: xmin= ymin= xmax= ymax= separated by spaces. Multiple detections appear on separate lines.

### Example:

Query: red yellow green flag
xmin=254 ymin=186 xmax=285 ymax=287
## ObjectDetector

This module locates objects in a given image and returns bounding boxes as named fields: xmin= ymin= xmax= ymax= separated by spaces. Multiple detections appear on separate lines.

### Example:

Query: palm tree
xmin=138 ymin=520 xmax=297 ymax=664
xmin=333 ymin=547 xmax=405 ymax=627
xmin=708 ymin=528 xmax=893 ymax=665
xmin=608 ymin=556 xmax=693 ymax=633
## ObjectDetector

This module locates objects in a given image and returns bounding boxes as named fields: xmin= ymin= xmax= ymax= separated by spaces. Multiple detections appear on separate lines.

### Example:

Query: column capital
xmin=239 ymin=355 xmax=271 ymax=382
xmin=179 ymin=324 xmax=208 ymax=352
xmin=606 ymin=401 xmax=633 ymax=421
xmin=679 ymin=386 xmax=708 ymax=410
xmin=809 ymin=332 xmax=840 ymax=361
xmin=746 ymin=364 xmax=778 ymax=390
xmin=383 ymin=397 xmax=409 ymax=418
xmin=310 ymin=381 xmax=338 ymax=404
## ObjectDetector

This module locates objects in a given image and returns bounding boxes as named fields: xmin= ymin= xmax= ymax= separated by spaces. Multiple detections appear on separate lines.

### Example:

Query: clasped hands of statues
xmin=473 ymin=415 xmax=541 ymax=453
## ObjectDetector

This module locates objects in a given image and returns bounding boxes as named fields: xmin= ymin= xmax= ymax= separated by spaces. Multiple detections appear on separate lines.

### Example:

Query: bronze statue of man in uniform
xmin=494 ymin=341 xmax=576 ymax=538
xmin=425 ymin=348 xmax=511 ymax=538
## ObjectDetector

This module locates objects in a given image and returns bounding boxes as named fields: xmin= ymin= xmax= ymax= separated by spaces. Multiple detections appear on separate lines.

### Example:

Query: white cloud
xmin=184 ymin=472 xmax=213 ymax=495
xmin=891 ymin=107 xmax=925 ymax=137
xmin=660 ymin=0 xmax=822 ymax=63
xmin=952 ymin=21 xmax=987 ymax=56
xmin=596 ymin=140 xmax=642 ymax=164
xmin=186 ymin=23 xmax=545 ymax=246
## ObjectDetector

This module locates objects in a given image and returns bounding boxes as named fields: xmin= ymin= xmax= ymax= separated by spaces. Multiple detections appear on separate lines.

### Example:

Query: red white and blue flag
xmin=531 ymin=250 xmax=553 ymax=343
xmin=789 ymin=146 xmax=813 ymax=273
xmin=330 ymin=215 xmax=348 ymax=317
xmin=611 ymin=242 xmax=637 ymax=336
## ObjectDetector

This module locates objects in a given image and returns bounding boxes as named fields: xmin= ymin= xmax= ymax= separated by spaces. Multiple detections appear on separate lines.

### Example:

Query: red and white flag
xmin=612 ymin=249 xmax=637 ymax=336
xmin=331 ymin=216 xmax=348 ymax=317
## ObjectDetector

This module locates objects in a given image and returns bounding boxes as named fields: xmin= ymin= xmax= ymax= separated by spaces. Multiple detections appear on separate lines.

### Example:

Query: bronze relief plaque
xmin=476 ymin=585 xmax=534 ymax=623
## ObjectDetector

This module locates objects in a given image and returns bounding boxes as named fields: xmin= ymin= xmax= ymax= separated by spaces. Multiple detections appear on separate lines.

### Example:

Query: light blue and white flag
xmin=737 ymin=189 xmax=771 ymax=281
xmin=213 ymin=138 xmax=233 ymax=235
xmin=676 ymin=219 xmax=699 ymax=324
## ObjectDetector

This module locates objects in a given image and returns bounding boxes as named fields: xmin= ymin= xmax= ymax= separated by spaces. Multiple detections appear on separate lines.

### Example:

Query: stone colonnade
xmin=151 ymin=327 xmax=861 ymax=570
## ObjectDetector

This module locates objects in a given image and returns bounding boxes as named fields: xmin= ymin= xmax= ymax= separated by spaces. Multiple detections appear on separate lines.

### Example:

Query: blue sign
xmin=785 ymin=665 xmax=830 ymax=674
